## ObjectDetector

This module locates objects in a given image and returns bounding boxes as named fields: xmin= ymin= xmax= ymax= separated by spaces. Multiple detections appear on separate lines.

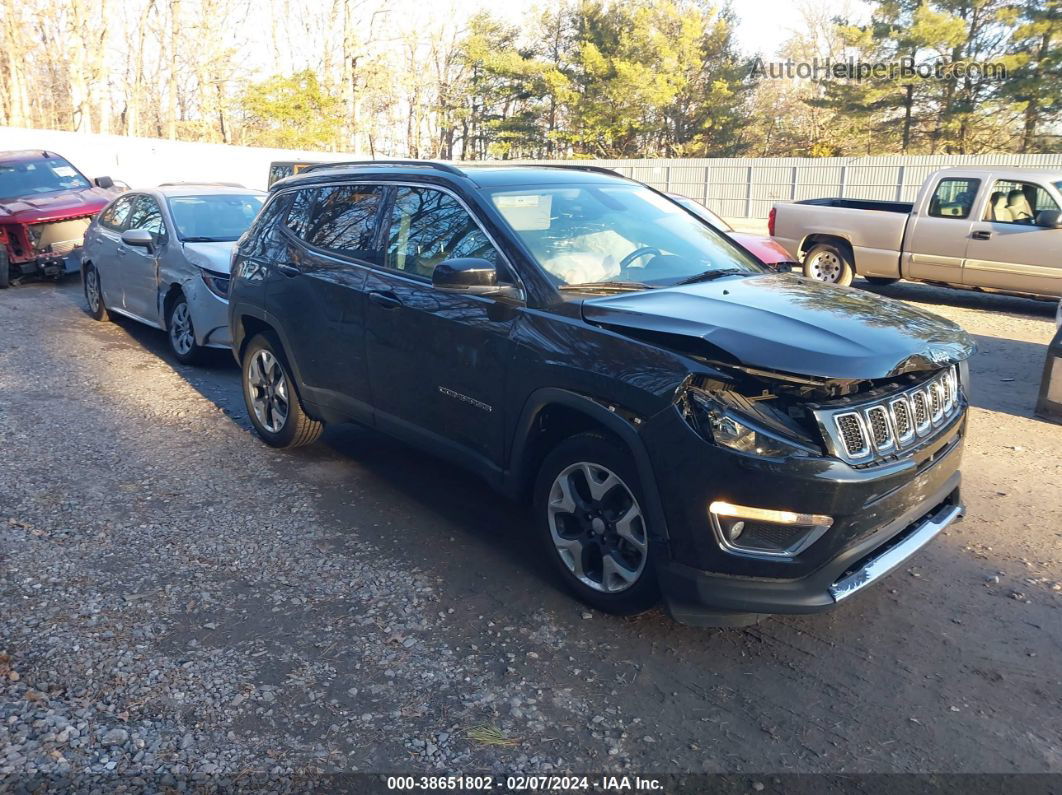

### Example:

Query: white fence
xmin=525 ymin=154 xmax=1062 ymax=219
xmin=4 ymin=127 xmax=1061 ymax=219
xmin=0 ymin=127 xmax=357 ymax=192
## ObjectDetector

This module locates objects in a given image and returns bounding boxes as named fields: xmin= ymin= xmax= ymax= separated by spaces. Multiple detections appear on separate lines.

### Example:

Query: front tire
xmin=241 ymin=333 xmax=323 ymax=448
xmin=803 ymin=243 xmax=854 ymax=287
xmin=0 ymin=249 xmax=9 ymax=289
xmin=83 ymin=264 xmax=110 ymax=320
xmin=533 ymin=432 xmax=659 ymax=615
xmin=167 ymin=294 xmax=203 ymax=365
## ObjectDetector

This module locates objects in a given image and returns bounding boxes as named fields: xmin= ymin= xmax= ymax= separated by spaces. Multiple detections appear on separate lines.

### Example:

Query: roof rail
xmin=299 ymin=160 xmax=466 ymax=176
xmin=507 ymin=163 xmax=627 ymax=179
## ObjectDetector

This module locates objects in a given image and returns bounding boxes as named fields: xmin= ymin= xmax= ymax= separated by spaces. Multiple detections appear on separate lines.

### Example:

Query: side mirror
xmin=432 ymin=258 xmax=500 ymax=294
xmin=1036 ymin=209 xmax=1062 ymax=228
xmin=94 ymin=176 xmax=115 ymax=189
xmin=122 ymin=228 xmax=155 ymax=251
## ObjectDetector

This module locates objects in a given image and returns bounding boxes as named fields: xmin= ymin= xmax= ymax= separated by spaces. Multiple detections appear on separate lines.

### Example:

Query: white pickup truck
xmin=771 ymin=167 xmax=1062 ymax=298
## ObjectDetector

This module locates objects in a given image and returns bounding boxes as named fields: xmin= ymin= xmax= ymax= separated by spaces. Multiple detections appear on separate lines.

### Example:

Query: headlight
xmin=686 ymin=389 xmax=820 ymax=458
xmin=201 ymin=269 xmax=230 ymax=299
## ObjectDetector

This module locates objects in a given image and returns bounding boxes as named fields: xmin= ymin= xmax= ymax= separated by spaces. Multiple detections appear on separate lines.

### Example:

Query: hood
xmin=181 ymin=241 xmax=237 ymax=274
xmin=581 ymin=273 xmax=975 ymax=381
xmin=0 ymin=187 xmax=112 ymax=224
xmin=730 ymin=232 xmax=795 ymax=266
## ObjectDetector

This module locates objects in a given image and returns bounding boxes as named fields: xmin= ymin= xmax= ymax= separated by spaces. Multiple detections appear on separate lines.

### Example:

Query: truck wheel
xmin=83 ymin=264 xmax=110 ymax=321
xmin=864 ymin=276 xmax=900 ymax=286
xmin=533 ymin=432 xmax=660 ymax=616
xmin=241 ymin=333 xmax=323 ymax=448
xmin=167 ymin=294 xmax=204 ymax=365
xmin=0 ymin=249 xmax=9 ymax=289
xmin=803 ymin=244 xmax=854 ymax=287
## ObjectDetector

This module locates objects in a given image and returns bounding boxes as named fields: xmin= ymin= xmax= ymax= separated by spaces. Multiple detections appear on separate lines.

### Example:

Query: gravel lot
xmin=1 ymin=277 xmax=1060 ymax=784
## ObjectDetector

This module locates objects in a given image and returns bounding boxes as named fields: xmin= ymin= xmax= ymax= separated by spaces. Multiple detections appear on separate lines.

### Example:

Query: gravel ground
xmin=0 ymin=277 xmax=1060 ymax=786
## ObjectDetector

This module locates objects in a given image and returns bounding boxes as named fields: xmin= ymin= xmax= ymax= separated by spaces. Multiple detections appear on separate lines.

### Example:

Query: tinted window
xmin=983 ymin=179 xmax=1059 ymax=225
xmin=126 ymin=196 xmax=167 ymax=240
xmin=99 ymin=196 xmax=135 ymax=231
xmin=284 ymin=185 xmax=384 ymax=261
xmin=385 ymin=187 xmax=498 ymax=279
xmin=928 ymin=178 xmax=980 ymax=219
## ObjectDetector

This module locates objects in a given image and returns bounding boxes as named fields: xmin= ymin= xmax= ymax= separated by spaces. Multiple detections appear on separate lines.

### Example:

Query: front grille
xmin=817 ymin=366 xmax=962 ymax=465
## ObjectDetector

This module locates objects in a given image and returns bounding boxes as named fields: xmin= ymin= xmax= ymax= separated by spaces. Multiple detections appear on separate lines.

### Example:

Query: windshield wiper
xmin=674 ymin=268 xmax=750 ymax=286
xmin=558 ymin=280 xmax=653 ymax=292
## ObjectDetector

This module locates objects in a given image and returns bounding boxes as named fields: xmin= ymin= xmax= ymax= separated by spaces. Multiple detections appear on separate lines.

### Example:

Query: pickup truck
xmin=771 ymin=167 xmax=1062 ymax=298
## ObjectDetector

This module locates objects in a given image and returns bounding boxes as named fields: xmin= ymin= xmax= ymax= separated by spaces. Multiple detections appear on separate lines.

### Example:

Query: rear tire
xmin=863 ymin=276 xmax=900 ymax=286
xmin=241 ymin=333 xmax=323 ymax=448
xmin=803 ymin=243 xmax=854 ymax=287
xmin=0 ymin=249 xmax=9 ymax=289
xmin=83 ymin=264 xmax=110 ymax=321
xmin=533 ymin=432 xmax=660 ymax=616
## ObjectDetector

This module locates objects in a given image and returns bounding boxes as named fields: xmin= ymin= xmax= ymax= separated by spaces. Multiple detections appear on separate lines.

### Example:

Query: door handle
xmin=368 ymin=290 xmax=402 ymax=309
xmin=972 ymin=230 xmax=992 ymax=240
xmin=116 ymin=247 xmax=127 ymax=256
xmin=276 ymin=263 xmax=300 ymax=277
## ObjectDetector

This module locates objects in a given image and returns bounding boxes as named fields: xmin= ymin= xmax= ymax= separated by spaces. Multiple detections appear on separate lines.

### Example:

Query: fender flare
xmin=505 ymin=387 xmax=672 ymax=544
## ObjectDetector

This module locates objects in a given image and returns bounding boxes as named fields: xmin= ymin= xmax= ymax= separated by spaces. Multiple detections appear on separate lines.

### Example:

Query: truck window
xmin=927 ymin=178 xmax=980 ymax=219
xmin=983 ymin=180 xmax=1059 ymax=225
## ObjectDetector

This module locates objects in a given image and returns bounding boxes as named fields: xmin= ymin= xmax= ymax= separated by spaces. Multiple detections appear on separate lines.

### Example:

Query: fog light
xmin=709 ymin=501 xmax=833 ymax=559
xmin=1036 ymin=326 xmax=1062 ymax=424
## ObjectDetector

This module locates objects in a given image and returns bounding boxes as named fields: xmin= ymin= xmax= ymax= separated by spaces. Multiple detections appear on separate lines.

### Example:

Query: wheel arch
xmin=160 ymin=282 xmax=184 ymax=330
xmin=800 ymin=234 xmax=857 ymax=273
xmin=505 ymin=388 xmax=672 ymax=544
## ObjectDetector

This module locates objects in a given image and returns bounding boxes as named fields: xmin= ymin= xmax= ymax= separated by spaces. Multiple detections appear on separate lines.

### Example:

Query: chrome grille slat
xmin=814 ymin=366 xmax=962 ymax=466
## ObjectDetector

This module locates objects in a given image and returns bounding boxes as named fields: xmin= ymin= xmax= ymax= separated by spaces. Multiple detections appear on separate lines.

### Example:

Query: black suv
xmin=229 ymin=161 xmax=974 ymax=626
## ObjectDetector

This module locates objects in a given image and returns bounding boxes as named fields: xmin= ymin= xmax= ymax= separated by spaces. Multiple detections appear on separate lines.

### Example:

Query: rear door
xmin=364 ymin=185 xmax=519 ymax=472
xmin=90 ymin=194 xmax=136 ymax=308
xmin=120 ymin=194 xmax=168 ymax=321
xmin=266 ymin=183 xmax=385 ymax=422
xmin=903 ymin=175 xmax=981 ymax=283
xmin=964 ymin=178 xmax=1062 ymax=297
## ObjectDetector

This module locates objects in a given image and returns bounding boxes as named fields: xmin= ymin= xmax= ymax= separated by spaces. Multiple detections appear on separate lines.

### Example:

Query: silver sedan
xmin=81 ymin=184 xmax=264 ymax=363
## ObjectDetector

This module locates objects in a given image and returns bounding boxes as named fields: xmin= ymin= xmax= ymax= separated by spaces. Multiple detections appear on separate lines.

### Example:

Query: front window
xmin=0 ymin=156 xmax=91 ymax=199
xmin=983 ymin=179 xmax=1059 ymax=225
xmin=167 ymin=194 xmax=265 ymax=242
xmin=488 ymin=184 xmax=762 ymax=289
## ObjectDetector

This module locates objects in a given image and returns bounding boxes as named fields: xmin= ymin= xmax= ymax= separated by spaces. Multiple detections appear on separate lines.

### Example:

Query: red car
xmin=0 ymin=150 xmax=121 ymax=288
xmin=669 ymin=194 xmax=798 ymax=271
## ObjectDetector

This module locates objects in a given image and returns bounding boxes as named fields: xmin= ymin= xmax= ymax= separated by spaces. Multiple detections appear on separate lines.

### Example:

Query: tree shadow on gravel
xmin=858 ymin=278 xmax=1058 ymax=321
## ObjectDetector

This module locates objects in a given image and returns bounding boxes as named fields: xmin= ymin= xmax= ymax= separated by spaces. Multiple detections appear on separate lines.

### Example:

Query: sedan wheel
xmin=167 ymin=296 xmax=201 ymax=364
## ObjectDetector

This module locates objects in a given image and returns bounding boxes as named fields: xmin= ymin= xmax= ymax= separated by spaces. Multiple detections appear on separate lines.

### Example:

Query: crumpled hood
xmin=181 ymin=241 xmax=236 ymax=274
xmin=581 ymin=273 xmax=976 ymax=380
xmin=0 ymin=188 xmax=111 ymax=223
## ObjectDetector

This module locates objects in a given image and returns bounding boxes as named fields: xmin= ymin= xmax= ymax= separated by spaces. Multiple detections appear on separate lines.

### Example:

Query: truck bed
xmin=796 ymin=198 xmax=914 ymax=214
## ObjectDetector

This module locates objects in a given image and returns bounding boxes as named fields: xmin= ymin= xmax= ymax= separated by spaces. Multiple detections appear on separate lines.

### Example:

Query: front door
xmin=364 ymin=185 xmax=520 ymax=473
xmin=904 ymin=175 xmax=981 ymax=283
xmin=964 ymin=178 xmax=1062 ymax=297
xmin=120 ymin=194 xmax=168 ymax=321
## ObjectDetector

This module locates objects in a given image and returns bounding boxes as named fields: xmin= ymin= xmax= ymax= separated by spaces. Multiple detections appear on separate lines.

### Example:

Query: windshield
xmin=488 ymin=184 xmax=762 ymax=288
xmin=167 ymin=194 xmax=264 ymax=242
xmin=0 ymin=156 xmax=91 ymax=199
xmin=670 ymin=195 xmax=733 ymax=232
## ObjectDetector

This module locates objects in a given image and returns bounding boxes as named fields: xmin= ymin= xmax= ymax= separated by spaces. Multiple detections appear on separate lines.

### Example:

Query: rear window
xmin=927 ymin=178 xmax=980 ymax=219
xmin=284 ymin=185 xmax=384 ymax=261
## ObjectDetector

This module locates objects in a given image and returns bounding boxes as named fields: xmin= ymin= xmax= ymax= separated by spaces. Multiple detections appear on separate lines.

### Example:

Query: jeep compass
xmin=228 ymin=161 xmax=974 ymax=626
